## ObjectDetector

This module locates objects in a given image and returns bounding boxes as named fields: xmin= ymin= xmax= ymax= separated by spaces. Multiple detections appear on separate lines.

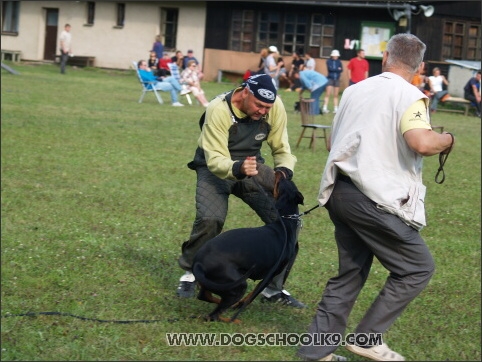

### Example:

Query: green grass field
xmin=1 ymin=62 xmax=480 ymax=361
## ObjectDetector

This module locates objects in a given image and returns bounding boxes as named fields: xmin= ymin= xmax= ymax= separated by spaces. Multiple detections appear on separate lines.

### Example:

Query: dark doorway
xmin=44 ymin=8 xmax=58 ymax=60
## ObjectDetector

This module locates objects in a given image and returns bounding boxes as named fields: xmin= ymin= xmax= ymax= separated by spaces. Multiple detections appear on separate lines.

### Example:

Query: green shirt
xmin=199 ymin=89 xmax=297 ymax=180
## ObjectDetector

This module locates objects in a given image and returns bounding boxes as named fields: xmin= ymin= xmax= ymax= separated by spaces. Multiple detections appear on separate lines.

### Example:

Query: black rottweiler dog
xmin=192 ymin=171 xmax=304 ymax=322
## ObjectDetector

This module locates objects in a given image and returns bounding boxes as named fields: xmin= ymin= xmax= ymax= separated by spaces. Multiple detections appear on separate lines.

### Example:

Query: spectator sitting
xmin=257 ymin=48 xmax=269 ymax=74
xmin=171 ymin=50 xmax=184 ymax=70
xmin=428 ymin=67 xmax=450 ymax=112
xmin=411 ymin=64 xmax=428 ymax=94
xmin=158 ymin=52 xmax=172 ymax=77
xmin=304 ymin=52 xmax=316 ymax=70
xmin=286 ymin=50 xmax=305 ymax=92
xmin=183 ymin=49 xmax=199 ymax=70
xmin=181 ymin=60 xmax=210 ymax=107
xmin=275 ymin=57 xmax=288 ymax=89
xmin=137 ymin=59 xmax=184 ymax=107
xmin=463 ymin=69 xmax=481 ymax=117
xmin=147 ymin=51 xmax=160 ymax=76
xmin=263 ymin=45 xmax=281 ymax=89
xmin=241 ymin=48 xmax=269 ymax=81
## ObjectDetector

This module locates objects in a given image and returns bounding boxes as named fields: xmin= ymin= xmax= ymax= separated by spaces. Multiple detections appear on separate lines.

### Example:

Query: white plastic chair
xmin=167 ymin=62 xmax=193 ymax=105
xmin=132 ymin=61 xmax=163 ymax=104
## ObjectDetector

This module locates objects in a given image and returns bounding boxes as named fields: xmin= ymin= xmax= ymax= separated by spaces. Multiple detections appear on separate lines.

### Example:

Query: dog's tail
xmin=192 ymin=262 xmax=255 ymax=292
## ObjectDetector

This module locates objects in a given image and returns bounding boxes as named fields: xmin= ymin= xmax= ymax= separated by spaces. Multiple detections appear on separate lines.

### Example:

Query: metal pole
xmin=405 ymin=3 xmax=412 ymax=34
xmin=264 ymin=1 xmax=409 ymax=10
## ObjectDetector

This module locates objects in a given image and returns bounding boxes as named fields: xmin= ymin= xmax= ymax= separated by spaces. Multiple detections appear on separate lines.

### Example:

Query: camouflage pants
xmin=178 ymin=163 xmax=298 ymax=293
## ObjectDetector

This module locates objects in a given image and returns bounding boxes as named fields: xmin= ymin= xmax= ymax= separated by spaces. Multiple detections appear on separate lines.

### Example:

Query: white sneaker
xmin=333 ymin=107 xmax=338 ymax=113
xmin=319 ymin=354 xmax=348 ymax=361
xmin=346 ymin=343 xmax=404 ymax=361
xmin=323 ymin=108 xmax=329 ymax=113
xmin=172 ymin=102 xmax=185 ymax=107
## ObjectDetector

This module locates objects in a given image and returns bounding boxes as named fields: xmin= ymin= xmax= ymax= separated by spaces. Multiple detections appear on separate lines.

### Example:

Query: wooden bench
xmin=1 ymin=49 xmax=21 ymax=63
xmin=217 ymin=69 xmax=246 ymax=83
xmin=438 ymin=96 xmax=471 ymax=116
xmin=55 ymin=55 xmax=96 ymax=67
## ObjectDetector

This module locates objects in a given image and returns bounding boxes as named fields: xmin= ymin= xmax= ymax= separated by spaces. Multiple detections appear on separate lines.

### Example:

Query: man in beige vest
xmin=298 ymin=34 xmax=455 ymax=362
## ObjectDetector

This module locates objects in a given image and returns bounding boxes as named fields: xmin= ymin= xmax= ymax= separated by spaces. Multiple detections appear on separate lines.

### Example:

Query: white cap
xmin=330 ymin=49 xmax=340 ymax=57
xmin=269 ymin=45 xmax=278 ymax=53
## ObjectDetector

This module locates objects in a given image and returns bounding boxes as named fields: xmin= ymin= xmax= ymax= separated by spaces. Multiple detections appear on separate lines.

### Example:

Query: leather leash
xmin=435 ymin=132 xmax=455 ymax=184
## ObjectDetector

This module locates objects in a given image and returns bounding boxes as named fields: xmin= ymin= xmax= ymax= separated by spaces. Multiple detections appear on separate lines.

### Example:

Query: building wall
xmin=447 ymin=66 xmax=479 ymax=98
xmin=203 ymin=49 xmax=351 ymax=90
xmin=3 ymin=1 xmax=479 ymax=80
xmin=1 ymin=1 xmax=207 ymax=69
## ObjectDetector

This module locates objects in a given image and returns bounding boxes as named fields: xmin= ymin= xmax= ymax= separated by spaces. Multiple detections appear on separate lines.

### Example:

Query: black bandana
xmin=242 ymin=74 xmax=277 ymax=104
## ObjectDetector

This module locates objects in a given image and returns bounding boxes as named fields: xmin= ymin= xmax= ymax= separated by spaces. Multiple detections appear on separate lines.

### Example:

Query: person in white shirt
xmin=428 ymin=67 xmax=449 ymax=112
xmin=304 ymin=52 xmax=316 ymax=70
xmin=59 ymin=24 xmax=72 ymax=74
xmin=298 ymin=33 xmax=455 ymax=362
xmin=263 ymin=45 xmax=281 ymax=89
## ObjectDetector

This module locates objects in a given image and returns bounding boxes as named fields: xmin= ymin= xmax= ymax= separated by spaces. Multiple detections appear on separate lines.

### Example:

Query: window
xmin=310 ymin=14 xmax=334 ymax=57
xmin=443 ymin=20 xmax=481 ymax=60
xmin=282 ymin=13 xmax=307 ymax=55
xmin=466 ymin=24 xmax=481 ymax=61
xmin=258 ymin=11 xmax=280 ymax=52
xmin=116 ymin=3 xmax=125 ymax=27
xmin=2 ymin=1 xmax=20 ymax=34
xmin=86 ymin=2 xmax=95 ymax=25
xmin=230 ymin=10 xmax=254 ymax=52
xmin=161 ymin=8 xmax=178 ymax=50
xmin=229 ymin=9 xmax=336 ymax=56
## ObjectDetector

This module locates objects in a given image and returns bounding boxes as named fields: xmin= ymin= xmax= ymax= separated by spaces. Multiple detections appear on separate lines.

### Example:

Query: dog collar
xmin=282 ymin=214 xmax=301 ymax=220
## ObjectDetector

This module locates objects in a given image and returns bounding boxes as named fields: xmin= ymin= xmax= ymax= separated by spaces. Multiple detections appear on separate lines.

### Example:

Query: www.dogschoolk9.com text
xmin=166 ymin=332 xmax=382 ymax=347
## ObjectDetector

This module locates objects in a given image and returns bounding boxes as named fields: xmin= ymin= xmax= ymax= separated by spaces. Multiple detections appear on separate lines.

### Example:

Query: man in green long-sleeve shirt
xmin=176 ymin=74 xmax=305 ymax=308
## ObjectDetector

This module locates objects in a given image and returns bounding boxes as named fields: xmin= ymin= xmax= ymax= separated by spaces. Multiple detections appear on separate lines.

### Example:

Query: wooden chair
xmin=295 ymin=98 xmax=331 ymax=151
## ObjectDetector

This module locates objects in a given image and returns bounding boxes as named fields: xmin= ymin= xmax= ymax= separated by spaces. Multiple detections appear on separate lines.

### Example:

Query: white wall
xmin=448 ymin=66 xmax=479 ymax=98
xmin=1 ymin=1 xmax=207 ymax=70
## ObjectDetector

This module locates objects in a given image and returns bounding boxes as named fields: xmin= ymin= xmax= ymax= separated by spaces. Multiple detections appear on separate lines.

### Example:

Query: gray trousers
xmin=298 ymin=177 xmax=435 ymax=360
xmin=430 ymin=90 xmax=449 ymax=111
xmin=60 ymin=50 xmax=69 ymax=74
xmin=178 ymin=163 xmax=297 ymax=294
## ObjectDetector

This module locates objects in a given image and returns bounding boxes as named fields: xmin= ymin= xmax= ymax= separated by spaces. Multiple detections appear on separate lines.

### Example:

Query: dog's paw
xmin=220 ymin=316 xmax=241 ymax=324
xmin=203 ymin=314 xmax=218 ymax=322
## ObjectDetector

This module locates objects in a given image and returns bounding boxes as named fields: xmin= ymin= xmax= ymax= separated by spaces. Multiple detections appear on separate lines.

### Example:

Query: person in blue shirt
xmin=182 ymin=50 xmax=199 ymax=70
xmin=294 ymin=69 xmax=328 ymax=115
xmin=137 ymin=60 xmax=184 ymax=107
xmin=151 ymin=35 xmax=164 ymax=59
xmin=463 ymin=70 xmax=481 ymax=117
xmin=323 ymin=49 xmax=343 ymax=114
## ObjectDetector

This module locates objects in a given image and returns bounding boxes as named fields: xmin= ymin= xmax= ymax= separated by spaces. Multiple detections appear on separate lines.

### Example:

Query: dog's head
xmin=273 ymin=171 xmax=304 ymax=215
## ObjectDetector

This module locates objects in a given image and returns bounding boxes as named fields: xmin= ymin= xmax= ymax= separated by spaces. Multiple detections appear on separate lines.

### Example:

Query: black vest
xmin=188 ymin=90 xmax=271 ymax=170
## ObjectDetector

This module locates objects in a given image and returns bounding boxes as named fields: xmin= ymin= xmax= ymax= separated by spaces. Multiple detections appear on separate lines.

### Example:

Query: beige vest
xmin=318 ymin=72 xmax=430 ymax=230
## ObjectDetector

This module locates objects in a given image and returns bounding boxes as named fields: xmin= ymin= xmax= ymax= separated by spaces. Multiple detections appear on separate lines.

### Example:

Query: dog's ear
xmin=273 ymin=171 xmax=283 ymax=199
xmin=274 ymin=170 xmax=288 ymax=199
xmin=275 ymin=169 xmax=287 ymax=180
xmin=297 ymin=191 xmax=304 ymax=205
